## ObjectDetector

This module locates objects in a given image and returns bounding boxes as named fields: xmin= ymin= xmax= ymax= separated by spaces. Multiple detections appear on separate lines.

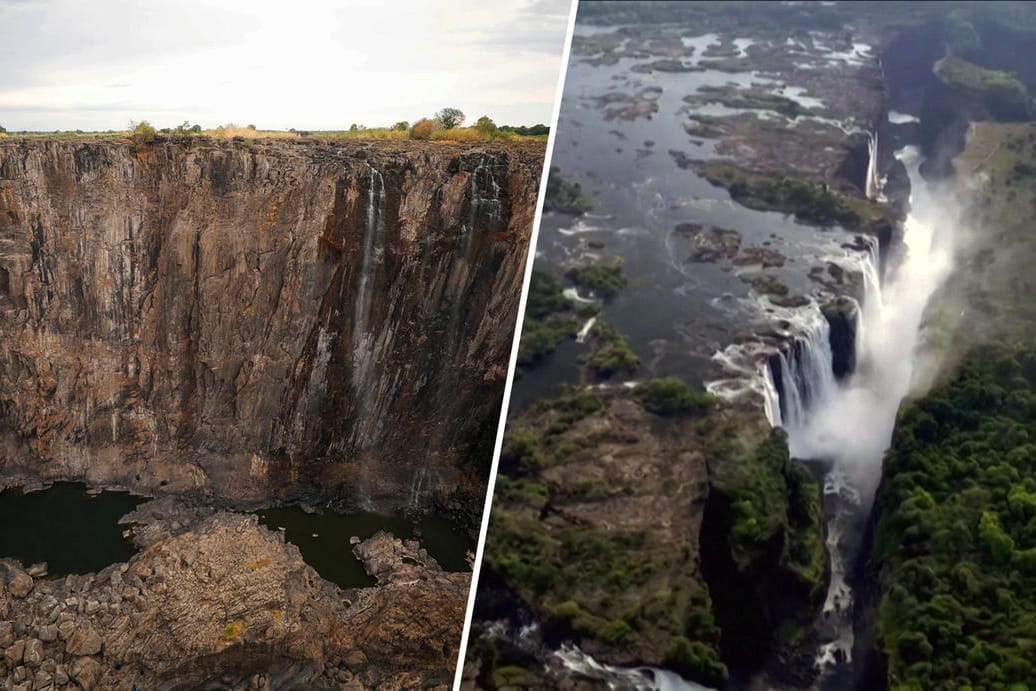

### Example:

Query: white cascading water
xmin=865 ymin=131 xmax=881 ymax=201
xmin=764 ymin=145 xmax=954 ymax=677
xmin=464 ymin=154 xmax=503 ymax=251
xmin=353 ymin=162 xmax=386 ymax=378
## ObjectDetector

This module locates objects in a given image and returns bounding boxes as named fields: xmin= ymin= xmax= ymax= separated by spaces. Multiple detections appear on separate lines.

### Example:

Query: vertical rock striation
xmin=0 ymin=138 xmax=543 ymax=508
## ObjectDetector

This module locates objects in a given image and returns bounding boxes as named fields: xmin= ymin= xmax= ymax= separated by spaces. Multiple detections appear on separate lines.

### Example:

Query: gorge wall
xmin=0 ymin=137 xmax=543 ymax=509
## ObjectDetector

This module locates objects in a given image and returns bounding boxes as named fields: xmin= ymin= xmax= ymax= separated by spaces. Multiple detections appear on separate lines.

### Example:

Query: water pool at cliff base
xmin=0 ymin=482 xmax=144 ymax=575
xmin=257 ymin=507 xmax=474 ymax=588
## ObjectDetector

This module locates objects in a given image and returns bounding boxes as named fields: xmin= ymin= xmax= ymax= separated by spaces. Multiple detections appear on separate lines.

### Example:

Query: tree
xmin=0 ymin=124 xmax=6 ymax=134
xmin=174 ymin=120 xmax=202 ymax=136
xmin=435 ymin=107 xmax=465 ymax=129
xmin=392 ymin=121 xmax=409 ymax=131
xmin=475 ymin=115 xmax=497 ymax=137
xmin=129 ymin=120 xmax=156 ymax=146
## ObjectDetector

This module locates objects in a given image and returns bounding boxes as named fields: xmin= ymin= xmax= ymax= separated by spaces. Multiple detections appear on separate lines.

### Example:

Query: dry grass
xmin=310 ymin=128 xmax=410 ymax=141
xmin=204 ymin=124 xmax=299 ymax=140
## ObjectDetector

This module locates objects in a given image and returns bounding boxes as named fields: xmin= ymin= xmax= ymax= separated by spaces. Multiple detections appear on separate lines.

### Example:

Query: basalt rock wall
xmin=0 ymin=137 xmax=543 ymax=508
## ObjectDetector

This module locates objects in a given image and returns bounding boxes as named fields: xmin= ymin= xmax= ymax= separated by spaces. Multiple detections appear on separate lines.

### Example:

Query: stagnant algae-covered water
xmin=257 ymin=507 xmax=473 ymax=589
xmin=0 ymin=482 xmax=144 ymax=575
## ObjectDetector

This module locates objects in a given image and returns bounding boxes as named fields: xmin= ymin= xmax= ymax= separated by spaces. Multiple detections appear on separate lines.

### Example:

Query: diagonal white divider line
xmin=452 ymin=1 xmax=581 ymax=687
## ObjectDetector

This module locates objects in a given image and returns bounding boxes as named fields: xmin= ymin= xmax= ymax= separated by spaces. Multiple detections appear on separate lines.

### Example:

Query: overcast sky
xmin=0 ymin=0 xmax=573 ymax=132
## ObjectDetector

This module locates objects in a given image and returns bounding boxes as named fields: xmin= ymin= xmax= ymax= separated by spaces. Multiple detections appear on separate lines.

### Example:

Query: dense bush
xmin=634 ymin=377 xmax=714 ymax=416
xmin=565 ymin=260 xmax=626 ymax=299
xmin=130 ymin=120 xmax=156 ymax=146
xmin=874 ymin=344 xmax=1036 ymax=688
xmin=545 ymin=166 xmax=595 ymax=214
xmin=475 ymin=115 xmax=498 ymax=137
xmin=409 ymin=118 xmax=438 ymax=140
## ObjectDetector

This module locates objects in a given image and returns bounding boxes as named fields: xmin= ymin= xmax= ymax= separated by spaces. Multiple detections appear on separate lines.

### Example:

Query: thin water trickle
xmin=353 ymin=162 xmax=386 ymax=379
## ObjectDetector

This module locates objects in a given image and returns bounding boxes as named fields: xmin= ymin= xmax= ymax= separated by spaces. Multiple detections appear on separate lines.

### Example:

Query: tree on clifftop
xmin=435 ymin=107 xmax=465 ymax=129
xmin=475 ymin=115 xmax=498 ymax=137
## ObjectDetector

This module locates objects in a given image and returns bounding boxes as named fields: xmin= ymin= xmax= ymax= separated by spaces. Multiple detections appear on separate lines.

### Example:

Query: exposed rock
xmin=352 ymin=530 xmax=441 ymax=584
xmin=675 ymin=223 xmax=742 ymax=262
xmin=66 ymin=627 xmax=103 ymax=656
xmin=69 ymin=656 xmax=101 ymax=690
xmin=22 ymin=638 xmax=42 ymax=666
xmin=0 ymin=138 xmax=543 ymax=510
xmin=822 ymin=297 xmax=859 ymax=379
xmin=742 ymin=272 xmax=791 ymax=297
xmin=2 ymin=563 xmax=33 ymax=598
xmin=4 ymin=639 xmax=24 ymax=665
xmin=734 ymin=246 xmax=787 ymax=268
xmin=0 ymin=513 xmax=465 ymax=688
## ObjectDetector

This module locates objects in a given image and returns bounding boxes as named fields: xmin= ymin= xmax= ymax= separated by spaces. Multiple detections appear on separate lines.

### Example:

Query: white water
xmin=353 ymin=162 xmax=386 ymax=377
xmin=553 ymin=645 xmax=713 ymax=691
xmin=465 ymin=154 xmax=503 ymax=250
xmin=865 ymin=131 xmax=880 ymax=201
xmin=788 ymin=146 xmax=953 ymax=488
xmin=772 ymin=146 xmax=955 ymax=676
xmin=576 ymin=317 xmax=597 ymax=343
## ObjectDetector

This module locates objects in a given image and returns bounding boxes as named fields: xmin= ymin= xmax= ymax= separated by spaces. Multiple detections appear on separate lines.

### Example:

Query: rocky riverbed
xmin=0 ymin=508 xmax=467 ymax=690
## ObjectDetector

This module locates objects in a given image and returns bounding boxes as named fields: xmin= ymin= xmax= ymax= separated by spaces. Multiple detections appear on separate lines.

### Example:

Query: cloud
xmin=0 ymin=0 xmax=572 ymax=131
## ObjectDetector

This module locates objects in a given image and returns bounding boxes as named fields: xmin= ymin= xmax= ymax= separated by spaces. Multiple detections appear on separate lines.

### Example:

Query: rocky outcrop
xmin=0 ymin=137 xmax=543 ymax=509
xmin=0 ymin=513 xmax=467 ymax=689
xmin=822 ymin=297 xmax=859 ymax=380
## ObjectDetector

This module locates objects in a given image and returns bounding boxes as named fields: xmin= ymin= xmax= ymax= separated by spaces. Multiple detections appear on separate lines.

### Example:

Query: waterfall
xmin=464 ymin=154 xmax=503 ymax=249
xmin=761 ymin=360 xmax=783 ymax=427
xmin=865 ymin=130 xmax=880 ymax=201
xmin=353 ymin=162 xmax=386 ymax=377
xmin=772 ymin=306 xmax=838 ymax=456
xmin=576 ymin=316 xmax=596 ymax=343
xmin=764 ymin=145 xmax=955 ymax=678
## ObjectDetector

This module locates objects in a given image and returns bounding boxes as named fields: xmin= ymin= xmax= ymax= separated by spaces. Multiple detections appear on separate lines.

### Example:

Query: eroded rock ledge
xmin=0 ymin=513 xmax=467 ymax=689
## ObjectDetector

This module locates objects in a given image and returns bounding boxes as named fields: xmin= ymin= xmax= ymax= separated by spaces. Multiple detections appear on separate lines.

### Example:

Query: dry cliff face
xmin=0 ymin=137 xmax=543 ymax=508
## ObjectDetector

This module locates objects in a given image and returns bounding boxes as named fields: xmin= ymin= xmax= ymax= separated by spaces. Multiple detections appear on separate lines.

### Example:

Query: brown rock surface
xmin=0 ymin=137 xmax=543 ymax=509
xmin=0 ymin=513 xmax=467 ymax=688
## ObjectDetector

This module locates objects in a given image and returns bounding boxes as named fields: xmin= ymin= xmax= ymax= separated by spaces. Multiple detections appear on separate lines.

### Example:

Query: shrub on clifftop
xmin=410 ymin=118 xmax=438 ymax=140
xmin=635 ymin=377 xmax=714 ymax=416
xmin=130 ymin=121 xmax=156 ymax=146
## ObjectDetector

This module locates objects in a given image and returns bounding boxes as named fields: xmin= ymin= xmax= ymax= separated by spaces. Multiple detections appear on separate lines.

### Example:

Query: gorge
xmin=0 ymin=136 xmax=544 ymax=687
xmin=464 ymin=3 xmax=1036 ymax=690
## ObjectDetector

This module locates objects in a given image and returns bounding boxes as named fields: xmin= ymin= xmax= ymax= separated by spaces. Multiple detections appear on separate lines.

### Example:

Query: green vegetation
xmin=688 ymin=86 xmax=807 ymax=118
xmin=435 ymin=107 xmax=465 ymax=130
xmin=565 ymin=259 xmax=626 ymax=299
xmin=634 ymin=377 xmax=715 ymax=416
xmin=486 ymin=388 xmax=728 ymax=688
xmin=499 ymin=124 xmax=549 ymax=137
xmin=936 ymin=56 xmax=1033 ymax=121
xmin=475 ymin=115 xmax=498 ymax=137
xmin=517 ymin=271 xmax=584 ymax=367
xmin=873 ymin=344 xmax=1036 ymax=689
xmin=583 ymin=321 xmax=639 ymax=378
xmin=544 ymin=166 xmax=596 ymax=214
xmin=706 ymin=426 xmax=825 ymax=586
xmin=700 ymin=161 xmax=890 ymax=229
xmin=483 ymin=381 xmax=825 ymax=687
xmin=130 ymin=120 xmax=156 ymax=147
